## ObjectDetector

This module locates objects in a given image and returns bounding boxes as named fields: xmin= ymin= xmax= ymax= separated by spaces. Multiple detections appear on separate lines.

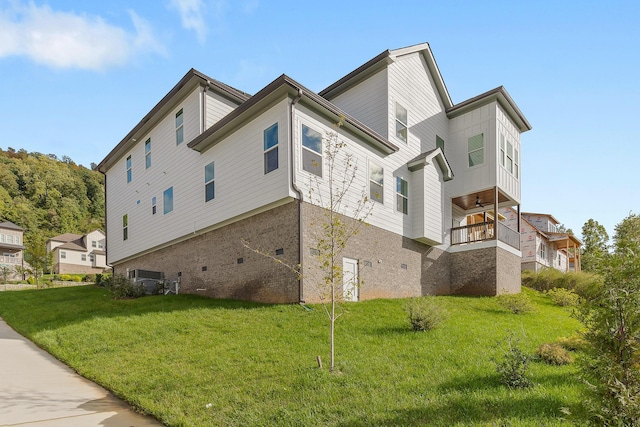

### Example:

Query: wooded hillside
xmin=0 ymin=147 xmax=104 ymax=241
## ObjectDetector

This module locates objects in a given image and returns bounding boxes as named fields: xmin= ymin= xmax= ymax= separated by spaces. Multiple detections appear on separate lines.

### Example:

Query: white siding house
xmin=47 ymin=230 xmax=108 ymax=274
xmin=0 ymin=221 xmax=26 ymax=281
xmin=98 ymin=43 xmax=532 ymax=303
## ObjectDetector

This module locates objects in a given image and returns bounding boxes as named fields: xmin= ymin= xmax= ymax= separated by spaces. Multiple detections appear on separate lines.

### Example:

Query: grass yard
xmin=0 ymin=286 xmax=588 ymax=426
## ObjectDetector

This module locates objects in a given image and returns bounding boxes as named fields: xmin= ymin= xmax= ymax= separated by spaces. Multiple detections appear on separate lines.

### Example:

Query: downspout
xmin=289 ymin=88 xmax=304 ymax=303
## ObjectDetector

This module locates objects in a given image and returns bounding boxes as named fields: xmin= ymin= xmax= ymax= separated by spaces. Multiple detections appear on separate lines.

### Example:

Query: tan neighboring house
xmin=0 ymin=221 xmax=25 ymax=280
xmin=500 ymin=209 xmax=581 ymax=272
xmin=47 ymin=230 xmax=108 ymax=274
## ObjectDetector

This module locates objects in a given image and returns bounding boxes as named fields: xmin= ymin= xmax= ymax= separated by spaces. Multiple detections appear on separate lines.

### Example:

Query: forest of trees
xmin=0 ymin=147 xmax=104 ymax=243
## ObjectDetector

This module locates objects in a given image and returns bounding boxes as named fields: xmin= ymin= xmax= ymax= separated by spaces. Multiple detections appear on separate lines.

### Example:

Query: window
xmin=163 ymin=187 xmax=174 ymax=214
xmin=467 ymin=134 xmax=484 ymax=167
xmin=396 ymin=177 xmax=408 ymax=214
xmin=123 ymin=214 xmax=128 ymax=241
xmin=395 ymin=103 xmax=408 ymax=142
xmin=152 ymin=196 xmax=157 ymax=215
xmin=98 ymin=241 xmax=104 ymax=249
xmin=369 ymin=161 xmax=384 ymax=204
xmin=302 ymin=124 xmax=322 ymax=177
xmin=89 ymin=254 xmax=94 ymax=262
xmin=81 ymin=254 xmax=87 ymax=261
xmin=92 ymin=241 xmax=96 ymax=248
xmin=500 ymin=134 xmax=505 ymax=167
xmin=176 ymin=109 xmax=184 ymax=145
xmin=514 ymin=147 xmax=519 ymax=179
xmin=0 ymin=234 xmax=4 ymax=243
xmin=506 ymin=141 xmax=514 ymax=173
xmin=436 ymin=135 xmax=444 ymax=151
xmin=61 ymin=251 xmax=66 ymax=259
xmin=264 ymin=123 xmax=278 ymax=174
xmin=205 ymin=161 xmax=215 ymax=202
xmin=539 ymin=242 xmax=546 ymax=260
xmin=6 ymin=235 xmax=13 ymax=244
xmin=15 ymin=236 xmax=19 ymax=245
xmin=145 ymin=138 xmax=151 ymax=169
xmin=126 ymin=155 xmax=132 ymax=183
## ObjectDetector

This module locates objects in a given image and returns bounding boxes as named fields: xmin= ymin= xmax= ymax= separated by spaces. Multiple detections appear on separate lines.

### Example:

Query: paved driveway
xmin=0 ymin=318 xmax=163 ymax=426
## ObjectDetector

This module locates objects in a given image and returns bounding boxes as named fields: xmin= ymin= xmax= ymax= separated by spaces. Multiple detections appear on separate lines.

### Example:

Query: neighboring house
xmin=97 ymin=42 xmax=532 ymax=303
xmin=47 ymin=230 xmax=108 ymax=274
xmin=0 ymin=221 xmax=25 ymax=280
xmin=500 ymin=209 xmax=582 ymax=272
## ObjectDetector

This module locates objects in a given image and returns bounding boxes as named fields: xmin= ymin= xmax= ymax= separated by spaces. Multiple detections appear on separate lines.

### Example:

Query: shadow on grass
xmin=0 ymin=285 xmax=279 ymax=335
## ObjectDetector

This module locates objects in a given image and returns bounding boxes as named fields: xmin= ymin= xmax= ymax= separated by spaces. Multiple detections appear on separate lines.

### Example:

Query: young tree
xmin=24 ymin=235 xmax=52 ymax=289
xmin=581 ymin=218 xmax=610 ymax=272
xmin=578 ymin=213 xmax=640 ymax=425
xmin=243 ymin=121 xmax=372 ymax=372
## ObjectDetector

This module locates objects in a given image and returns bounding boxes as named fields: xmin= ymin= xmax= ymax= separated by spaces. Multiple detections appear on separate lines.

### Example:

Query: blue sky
xmin=0 ymin=0 xmax=638 ymax=240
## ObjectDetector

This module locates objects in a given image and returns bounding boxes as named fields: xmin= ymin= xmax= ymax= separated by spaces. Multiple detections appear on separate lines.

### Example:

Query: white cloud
xmin=0 ymin=2 xmax=164 ymax=71
xmin=169 ymin=0 xmax=207 ymax=43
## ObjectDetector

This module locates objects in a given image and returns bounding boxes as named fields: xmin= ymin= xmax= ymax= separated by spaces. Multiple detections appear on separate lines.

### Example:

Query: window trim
xmin=467 ymin=133 xmax=484 ymax=167
xmin=395 ymin=102 xmax=408 ymax=143
xmin=263 ymin=123 xmax=279 ymax=174
xmin=301 ymin=123 xmax=323 ymax=177
xmin=205 ymin=161 xmax=215 ymax=202
xmin=60 ymin=250 xmax=66 ymax=259
xmin=396 ymin=176 xmax=408 ymax=215
xmin=81 ymin=254 xmax=87 ymax=261
xmin=369 ymin=161 xmax=384 ymax=204
xmin=176 ymin=109 xmax=184 ymax=145
xmin=126 ymin=155 xmax=132 ymax=183
xmin=144 ymin=138 xmax=151 ymax=169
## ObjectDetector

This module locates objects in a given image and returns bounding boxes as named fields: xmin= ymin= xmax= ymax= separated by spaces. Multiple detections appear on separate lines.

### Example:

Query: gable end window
xmin=369 ymin=161 xmax=384 ymax=204
xmin=126 ymin=155 xmax=132 ymax=183
xmin=205 ymin=161 xmax=215 ymax=202
xmin=395 ymin=103 xmax=408 ymax=143
xmin=264 ymin=123 xmax=278 ymax=174
xmin=467 ymin=133 xmax=484 ymax=167
xmin=122 ymin=214 xmax=128 ymax=241
xmin=145 ymin=139 xmax=151 ymax=169
xmin=396 ymin=177 xmax=408 ymax=214
xmin=301 ymin=124 xmax=322 ymax=177
xmin=163 ymin=187 xmax=174 ymax=214
xmin=176 ymin=109 xmax=184 ymax=145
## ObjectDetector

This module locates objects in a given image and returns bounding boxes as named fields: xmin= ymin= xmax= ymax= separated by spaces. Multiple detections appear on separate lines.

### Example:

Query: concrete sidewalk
xmin=0 ymin=318 xmax=163 ymax=426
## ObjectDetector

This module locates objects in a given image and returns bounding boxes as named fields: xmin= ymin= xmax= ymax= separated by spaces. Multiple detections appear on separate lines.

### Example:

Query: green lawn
xmin=0 ymin=286 xmax=588 ymax=426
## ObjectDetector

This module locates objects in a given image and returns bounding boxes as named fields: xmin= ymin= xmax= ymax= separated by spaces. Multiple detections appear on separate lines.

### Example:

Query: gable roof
xmin=319 ymin=42 xmax=453 ymax=108
xmin=188 ymin=74 xmax=399 ymax=155
xmin=0 ymin=221 xmax=23 ymax=231
xmin=97 ymin=69 xmax=250 ymax=173
xmin=48 ymin=233 xmax=83 ymax=243
xmin=447 ymin=86 xmax=532 ymax=132
xmin=522 ymin=212 xmax=560 ymax=225
xmin=407 ymin=148 xmax=454 ymax=181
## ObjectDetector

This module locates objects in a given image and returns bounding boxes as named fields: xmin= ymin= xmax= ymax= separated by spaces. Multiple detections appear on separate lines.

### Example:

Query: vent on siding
xmin=363 ymin=260 xmax=373 ymax=267
xmin=237 ymin=258 xmax=244 ymax=264
xmin=401 ymin=263 xmax=408 ymax=270
xmin=275 ymin=248 xmax=284 ymax=256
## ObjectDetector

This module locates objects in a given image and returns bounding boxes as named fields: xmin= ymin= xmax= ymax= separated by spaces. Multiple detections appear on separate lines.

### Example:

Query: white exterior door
xmin=342 ymin=257 xmax=359 ymax=302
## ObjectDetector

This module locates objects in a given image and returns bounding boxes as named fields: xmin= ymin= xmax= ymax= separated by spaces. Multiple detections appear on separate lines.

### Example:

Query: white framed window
xmin=396 ymin=177 xmax=408 ymax=214
xmin=539 ymin=242 xmax=546 ymax=260
xmin=436 ymin=135 xmax=444 ymax=151
xmin=145 ymin=138 xmax=151 ymax=169
xmin=506 ymin=141 xmax=514 ymax=173
xmin=301 ymin=124 xmax=322 ymax=177
xmin=467 ymin=134 xmax=484 ymax=167
xmin=123 ymin=214 xmax=128 ymax=241
xmin=6 ymin=235 xmax=13 ymax=244
xmin=163 ymin=187 xmax=174 ymax=214
xmin=369 ymin=161 xmax=384 ymax=204
xmin=92 ymin=241 xmax=96 ymax=248
xmin=176 ymin=109 xmax=184 ymax=145
xmin=81 ymin=254 xmax=87 ymax=261
xmin=500 ymin=134 xmax=505 ymax=167
xmin=205 ymin=161 xmax=215 ymax=202
xmin=152 ymin=196 xmax=157 ymax=215
xmin=15 ymin=236 xmax=19 ymax=245
xmin=264 ymin=123 xmax=278 ymax=174
xmin=395 ymin=103 xmax=408 ymax=142
xmin=61 ymin=251 xmax=66 ymax=259
xmin=514 ymin=147 xmax=519 ymax=179
xmin=126 ymin=155 xmax=132 ymax=183
xmin=0 ymin=234 xmax=4 ymax=243
xmin=89 ymin=254 xmax=94 ymax=262
xmin=98 ymin=241 xmax=104 ymax=249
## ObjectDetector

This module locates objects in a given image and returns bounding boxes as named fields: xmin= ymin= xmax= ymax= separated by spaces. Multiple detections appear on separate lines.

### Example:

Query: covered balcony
xmin=450 ymin=187 xmax=521 ymax=250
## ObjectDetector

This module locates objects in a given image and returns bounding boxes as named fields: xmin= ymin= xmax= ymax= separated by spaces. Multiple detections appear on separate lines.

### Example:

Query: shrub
xmin=522 ymin=268 xmax=601 ymax=297
xmin=70 ymin=275 xmax=82 ymax=282
xmin=59 ymin=274 xmax=72 ymax=282
xmin=556 ymin=334 xmax=588 ymax=352
xmin=83 ymin=274 xmax=96 ymax=283
xmin=546 ymin=287 xmax=580 ymax=307
xmin=536 ymin=343 xmax=574 ymax=365
xmin=405 ymin=297 xmax=447 ymax=331
xmin=106 ymin=275 xmax=145 ymax=299
xmin=493 ymin=333 xmax=532 ymax=389
xmin=496 ymin=292 xmax=536 ymax=314
xmin=27 ymin=276 xmax=35 ymax=285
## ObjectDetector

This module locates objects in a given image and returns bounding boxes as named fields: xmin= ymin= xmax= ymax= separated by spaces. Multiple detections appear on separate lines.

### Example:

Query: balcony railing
xmin=451 ymin=221 xmax=520 ymax=250
xmin=0 ymin=256 xmax=22 ymax=264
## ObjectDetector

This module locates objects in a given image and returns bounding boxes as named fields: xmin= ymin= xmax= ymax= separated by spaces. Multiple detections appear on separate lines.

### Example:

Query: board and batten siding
xmin=106 ymin=90 xmax=290 ymax=265
xmin=447 ymin=102 xmax=496 ymax=199
xmin=327 ymin=68 xmax=389 ymax=138
xmin=496 ymin=104 xmax=521 ymax=202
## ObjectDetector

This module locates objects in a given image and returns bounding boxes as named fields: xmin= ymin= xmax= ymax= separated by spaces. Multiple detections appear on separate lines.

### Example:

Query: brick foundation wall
xmin=300 ymin=203 xmax=450 ymax=302
xmin=450 ymin=245 xmax=521 ymax=296
xmin=55 ymin=263 xmax=109 ymax=275
xmin=113 ymin=201 xmax=301 ymax=303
